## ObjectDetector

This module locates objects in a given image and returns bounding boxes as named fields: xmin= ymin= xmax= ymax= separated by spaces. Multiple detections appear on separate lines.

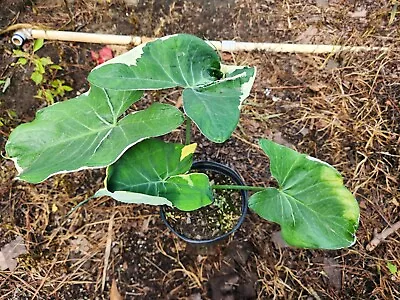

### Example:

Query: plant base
xmin=160 ymin=161 xmax=248 ymax=244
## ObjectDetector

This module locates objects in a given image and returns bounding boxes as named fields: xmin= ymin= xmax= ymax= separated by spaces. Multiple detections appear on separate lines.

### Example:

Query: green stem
xmin=66 ymin=196 xmax=93 ymax=217
xmin=185 ymin=117 xmax=192 ymax=145
xmin=212 ymin=185 xmax=266 ymax=192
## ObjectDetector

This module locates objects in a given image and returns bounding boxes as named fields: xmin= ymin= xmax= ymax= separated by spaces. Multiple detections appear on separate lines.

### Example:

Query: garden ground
xmin=0 ymin=0 xmax=399 ymax=299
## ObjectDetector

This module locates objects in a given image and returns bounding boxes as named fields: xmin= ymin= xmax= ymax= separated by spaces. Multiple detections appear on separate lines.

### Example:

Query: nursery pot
xmin=160 ymin=161 xmax=248 ymax=244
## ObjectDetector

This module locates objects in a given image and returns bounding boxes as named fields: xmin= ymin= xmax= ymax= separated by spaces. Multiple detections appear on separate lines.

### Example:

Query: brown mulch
xmin=0 ymin=0 xmax=399 ymax=299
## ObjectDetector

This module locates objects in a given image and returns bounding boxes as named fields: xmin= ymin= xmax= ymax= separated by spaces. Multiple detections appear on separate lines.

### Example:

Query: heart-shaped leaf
xmin=5 ymin=87 xmax=184 ymax=183
xmin=183 ymin=66 xmax=255 ymax=142
xmin=99 ymin=139 xmax=212 ymax=211
xmin=88 ymin=34 xmax=256 ymax=143
xmin=88 ymin=34 xmax=222 ymax=90
xmin=249 ymin=139 xmax=360 ymax=249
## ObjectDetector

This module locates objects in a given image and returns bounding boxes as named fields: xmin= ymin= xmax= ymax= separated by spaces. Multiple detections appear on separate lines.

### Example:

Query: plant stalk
xmin=185 ymin=117 xmax=192 ymax=145
xmin=212 ymin=184 xmax=266 ymax=192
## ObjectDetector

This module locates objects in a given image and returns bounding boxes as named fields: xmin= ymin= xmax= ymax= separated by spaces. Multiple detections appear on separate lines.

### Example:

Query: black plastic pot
xmin=160 ymin=161 xmax=248 ymax=244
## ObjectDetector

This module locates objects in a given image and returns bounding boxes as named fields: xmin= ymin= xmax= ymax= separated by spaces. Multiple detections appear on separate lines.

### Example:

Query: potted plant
xmin=5 ymin=34 xmax=359 ymax=249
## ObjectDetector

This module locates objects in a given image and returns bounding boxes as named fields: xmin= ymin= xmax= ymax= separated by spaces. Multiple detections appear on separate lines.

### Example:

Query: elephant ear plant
xmin=5 ymin=34 xmax=360 ymax=249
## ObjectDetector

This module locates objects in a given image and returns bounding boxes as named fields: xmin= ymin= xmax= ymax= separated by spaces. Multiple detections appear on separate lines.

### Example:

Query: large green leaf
xmin=5 ymin=87 xmax=184 ymax=183
xmin=98 ymin=139 xmax=213 ymax=211
xmin=183 ymin=66 xmax=256 ymax=142
xmin=249 ymin=139 xmax=359 ymax=249
xmin=88 ymin=34 xmax=256 ymax=143
xmin=161 ymin=173 xmax=212 ymax=211
xmin=88 ymin=34 xmax=222 ymax=90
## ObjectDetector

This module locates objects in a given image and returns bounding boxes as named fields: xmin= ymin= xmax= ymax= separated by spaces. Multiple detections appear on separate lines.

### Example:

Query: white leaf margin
xmin=94 ymin=188 xmax=172 ymax=206
xmin=93 ymin=35 xmax=193 ymax=70
xmin=220 ymin=64 xmax=257 ymax=108
xmin=8 ymin=91 xmax=183 ymax=183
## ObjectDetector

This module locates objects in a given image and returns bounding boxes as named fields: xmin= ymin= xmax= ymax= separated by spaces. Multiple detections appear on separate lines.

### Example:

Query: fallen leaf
xmin=110 ymin=278 xmax=123 ymax=300
xmin=323 ymin=258 xmax=342 ymax=290
xmin=359 ymin=200 xmax=367 ymax=209
xmin=108 ymin=45 xmax=129 ymax=57
xmin=189 ymin=293 xmax=202 ymax=300
xmin=0 ymin=236 xmax=27 ymax=271
xmin=272 ymin=132 xmax=294 ymax=148
xmin=271 ymin=231 xmax=290 ymax=248
xmin=210 ymin=273 xmax=239 ymax=299
xmin=349 ymin=9 xmax=367 ymax=18
xmin=315 ymin=0 xmax=329 ymax=8
xmin=123 ymin=0 xmax=139 ymax=7
xmin=295 ymin=26 xmax=318 ymax=44
xmin=325 ymin=59 xmax=339 ymax=71
xmin=175 ymin=95 xmax=183 ymax=108
xmin=308 ymin=82 xmax=327 ymax=92
xmin=299 ymin=128 xmax=309 ymax=136
xmin=70 ymin=237 xmax=91 ymax=254
xmin=52 ymin=203 xmax=58 ymax=213
xmin=140 ymin=216 xmax=152 ymax=234
xmin=1 ymin=77 xmax=11 ymax=93
xmin=222 ymin=52 xmax=233 ymax=61
xmin=91 ymin=46 xmax=114 ymax=65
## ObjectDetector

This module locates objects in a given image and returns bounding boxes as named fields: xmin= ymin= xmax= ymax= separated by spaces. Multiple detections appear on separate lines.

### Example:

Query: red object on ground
xmin=90 ymin=46 xmax=114 ymax=65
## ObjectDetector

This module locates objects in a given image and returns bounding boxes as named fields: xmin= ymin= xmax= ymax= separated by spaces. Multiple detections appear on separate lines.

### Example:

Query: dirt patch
xmin=163 ymin=165 xmax=245 ymax=241
xmin=0 ymin=0 xmax=399 ymax=299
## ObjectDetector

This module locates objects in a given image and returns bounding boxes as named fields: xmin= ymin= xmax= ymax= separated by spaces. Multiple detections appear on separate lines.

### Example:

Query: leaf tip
xmin=180 ymin=143 xmax=197 ymax=161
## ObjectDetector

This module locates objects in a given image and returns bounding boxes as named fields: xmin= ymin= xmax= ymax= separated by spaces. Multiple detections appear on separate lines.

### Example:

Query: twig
xmin=66 ymin=196 xmax=93 ymax=218
xmin=31 ymin=253 xmax=58 ymax=299
xmin=50 ymin=253 xmax=98 ymax=295
xmin=143 ymin=256 xmax=167 ymax=275
xmin=232 ymin=132 xmax=263 ymax=154
xmin=366 ymin=220 xmax=400 ymax=251
xmin=63 ymin=0 xmax=74 ymax=22
xmin=101 ymin=212 xmax=115 ymax=292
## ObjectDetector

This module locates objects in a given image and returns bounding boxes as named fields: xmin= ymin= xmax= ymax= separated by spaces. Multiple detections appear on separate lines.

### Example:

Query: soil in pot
xmin=162 ymin=162 xmax=247 ymax=243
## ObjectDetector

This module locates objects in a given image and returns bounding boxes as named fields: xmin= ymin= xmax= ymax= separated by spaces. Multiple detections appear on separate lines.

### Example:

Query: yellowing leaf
xmin=52 ymin=203 xmax=58 ymax=212
xmin=180 ymin=143 xmax=197 ymax=161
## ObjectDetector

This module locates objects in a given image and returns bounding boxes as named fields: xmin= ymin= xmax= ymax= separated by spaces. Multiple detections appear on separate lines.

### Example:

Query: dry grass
xmin=235 ymin=46 xmax=400 ymax=298
xmin=1 ymin=0 xmax=399 ymax=299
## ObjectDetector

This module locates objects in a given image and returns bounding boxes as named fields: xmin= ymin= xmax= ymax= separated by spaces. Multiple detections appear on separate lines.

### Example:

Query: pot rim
xmin=160 ymin=160 xmax=248 ymax=244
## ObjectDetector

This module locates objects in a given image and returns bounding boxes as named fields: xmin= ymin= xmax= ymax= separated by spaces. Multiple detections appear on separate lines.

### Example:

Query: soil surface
xmin=163 ymin=164 xmax=245 ymax=242
xmin=1 ymin=0 xmax=399 ymax=299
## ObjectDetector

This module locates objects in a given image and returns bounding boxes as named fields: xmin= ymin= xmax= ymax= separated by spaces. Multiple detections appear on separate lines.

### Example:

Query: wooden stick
xmin=31 ymin=29 xmax=143 ymax=45
xmin=10 ymin=27 xmax=390 ymax=54
xmin=366 ymin=220 xmax=400 ymax=251
xmin=207 ymin=40 xmax=390 ymax=53
xmin=101 ymin=212 xmax=115 ymax=292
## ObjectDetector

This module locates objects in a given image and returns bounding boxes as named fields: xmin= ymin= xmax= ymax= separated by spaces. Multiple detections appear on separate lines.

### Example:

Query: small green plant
xmin=5 ymin=34 xmax=359 ymax=249
xmin=387 ymin=262 xmax=399 ymax=276
xmin=0 ymin=77 xmax=10 ymax=93
xmin=0 ymin=109 xmax=17 ymax=127
xmin=12 ymin=39 xmax=72 ymax=104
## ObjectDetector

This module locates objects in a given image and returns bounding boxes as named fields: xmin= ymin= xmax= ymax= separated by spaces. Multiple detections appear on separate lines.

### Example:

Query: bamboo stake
xmin=208 ymin=40 xmax=389 ymax=53
xmin=10 ymin=27 xmax=390 ymax=53
xmin=31 ymin=29 xmax=143 ymax=45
